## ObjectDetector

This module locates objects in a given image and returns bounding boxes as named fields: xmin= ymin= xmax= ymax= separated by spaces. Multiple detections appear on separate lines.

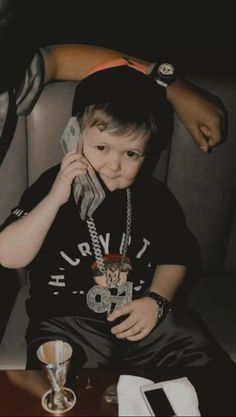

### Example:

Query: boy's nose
xmin=107 ymin=154 xmax=121 ymax=171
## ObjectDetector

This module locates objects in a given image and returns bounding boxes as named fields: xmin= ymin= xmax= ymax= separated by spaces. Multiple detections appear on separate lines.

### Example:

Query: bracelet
xmin=146 ymin=291 xmax=172 ymax=319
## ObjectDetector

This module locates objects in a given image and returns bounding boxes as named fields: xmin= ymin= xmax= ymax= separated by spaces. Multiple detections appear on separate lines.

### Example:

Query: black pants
xmin=25 ymin=304 xmax=232 ymax=370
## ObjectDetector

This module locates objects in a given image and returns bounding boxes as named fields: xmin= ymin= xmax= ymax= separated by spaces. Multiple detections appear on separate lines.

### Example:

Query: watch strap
xmin=150 ymin=62 xmax=178 ymax=88
xmin=146 ymin=291 xmax=172 ymax=319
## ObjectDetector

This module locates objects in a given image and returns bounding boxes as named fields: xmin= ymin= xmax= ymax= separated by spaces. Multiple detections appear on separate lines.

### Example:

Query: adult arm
xmin=43 ymin=44 xmax=150 ymax=83
xmin=166 ymin=79 xmax=225 ymax=152
xmin=44 ymin=44 xmax=226 ymax=152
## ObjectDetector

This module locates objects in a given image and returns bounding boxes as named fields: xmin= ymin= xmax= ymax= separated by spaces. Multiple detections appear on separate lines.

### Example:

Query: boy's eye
xmin=126 ymin=151 xmax=140 ymax=158
xmin=97 ymin=146 xmax=106 ymax=151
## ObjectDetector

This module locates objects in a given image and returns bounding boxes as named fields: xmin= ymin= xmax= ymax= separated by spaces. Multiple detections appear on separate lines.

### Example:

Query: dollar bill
xmin=60 ymin=117 xmax=105 ymax=220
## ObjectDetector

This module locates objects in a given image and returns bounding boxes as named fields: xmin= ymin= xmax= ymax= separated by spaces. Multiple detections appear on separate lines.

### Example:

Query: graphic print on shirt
xmin=87 ymin=254 xmax=133 ymax=314
xmin=47 ymin=232 xmax=152 ymax=314
xmin=91 ymin=254 xmax=132 ymax=287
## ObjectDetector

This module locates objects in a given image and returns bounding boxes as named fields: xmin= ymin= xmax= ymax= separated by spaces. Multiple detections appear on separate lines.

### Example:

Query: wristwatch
xmin=150 ymin=62 xmax=178 ymax=88
xmin=146 ymin=291 xmax=172 ymax=319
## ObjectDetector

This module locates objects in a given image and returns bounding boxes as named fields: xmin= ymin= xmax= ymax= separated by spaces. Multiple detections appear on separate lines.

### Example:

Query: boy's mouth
xmin=102 ymin=173 xmax=120 ymax=180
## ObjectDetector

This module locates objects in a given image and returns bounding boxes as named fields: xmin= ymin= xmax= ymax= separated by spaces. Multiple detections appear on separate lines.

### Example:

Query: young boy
xmin=0 ymin=64 xmax=230 ymax=369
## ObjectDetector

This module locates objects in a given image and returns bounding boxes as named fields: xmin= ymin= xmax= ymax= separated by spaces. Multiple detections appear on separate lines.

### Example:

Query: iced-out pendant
xmin=86 ymin=282 xmax=133 ymax=314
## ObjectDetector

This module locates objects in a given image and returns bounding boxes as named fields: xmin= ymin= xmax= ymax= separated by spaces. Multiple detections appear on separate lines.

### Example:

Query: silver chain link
xmin=120 ymin=188 xmax=132 ymax=272
xmin=86 ymin=188 xmax=132 ymax=286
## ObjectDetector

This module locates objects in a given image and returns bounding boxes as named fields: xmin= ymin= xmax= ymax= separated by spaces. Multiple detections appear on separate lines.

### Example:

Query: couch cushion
xmin=224 ymin=212 xmax=236 ymax=271
xmin=27 ymin=82 xmax=77 ymax=185
xmin=187 ymin=271 xmax=236 ymax=363
xmin=0 ymin=283 xmax=29 ymax=370
xmin=167 ymin=77 xmax=236 ymax=269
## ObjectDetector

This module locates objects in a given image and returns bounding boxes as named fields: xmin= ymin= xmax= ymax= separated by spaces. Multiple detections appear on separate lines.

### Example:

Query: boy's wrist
xmin=146 ymin=291 xmax=172 ymax=319
xmin=44 ymin=193 xmax=63 ymax=212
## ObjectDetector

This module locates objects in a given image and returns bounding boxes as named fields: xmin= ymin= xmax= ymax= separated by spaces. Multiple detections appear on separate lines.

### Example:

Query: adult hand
xmin=107 ymin=297 xmax=159 ymax=341
xmin=48 ymin=150 xmax=87 ymax=206
xmin=167 ymin=79 xmax=227 ymax=153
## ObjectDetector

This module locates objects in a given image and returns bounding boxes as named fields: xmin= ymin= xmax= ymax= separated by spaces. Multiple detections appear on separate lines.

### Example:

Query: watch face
xmin=158 ymin=63 xmax=175 ymax=76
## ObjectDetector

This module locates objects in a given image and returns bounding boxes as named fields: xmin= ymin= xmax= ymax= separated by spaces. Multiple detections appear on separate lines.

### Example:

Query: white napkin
xmin=117 ymin=374 xmax=201 ymax=416
xmin=117 ymin=375 xmax=154 ymax=416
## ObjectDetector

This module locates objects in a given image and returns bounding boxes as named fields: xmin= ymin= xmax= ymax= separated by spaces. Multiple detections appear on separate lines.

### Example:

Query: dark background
xmin=0 ymin=0 xmax=236 ymax=91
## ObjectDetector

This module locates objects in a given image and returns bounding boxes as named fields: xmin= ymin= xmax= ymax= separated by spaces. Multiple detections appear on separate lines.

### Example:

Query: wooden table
xmin=0 ymin=367 xmax=236 ymax=416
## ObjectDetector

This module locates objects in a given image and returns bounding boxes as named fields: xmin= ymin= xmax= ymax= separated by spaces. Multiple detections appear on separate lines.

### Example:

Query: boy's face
xmin=82 ymin=126 xmax=150 ymax=191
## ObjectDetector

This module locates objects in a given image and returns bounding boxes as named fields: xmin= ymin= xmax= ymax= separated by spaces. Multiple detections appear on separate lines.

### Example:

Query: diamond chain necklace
xmin=86 ymin=188 xmax=132 ymax=287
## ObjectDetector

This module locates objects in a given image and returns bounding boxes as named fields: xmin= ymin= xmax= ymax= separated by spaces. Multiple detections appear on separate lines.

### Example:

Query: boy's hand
xmin=107 ymin=297 xmax=159 ymax=341
xmin=48 ymin=150 xmax=87 ymax=206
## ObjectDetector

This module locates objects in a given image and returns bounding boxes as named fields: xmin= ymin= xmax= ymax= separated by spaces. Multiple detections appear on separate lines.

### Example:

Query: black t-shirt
xmin=0 ymin=165 xmax=200 ymax=322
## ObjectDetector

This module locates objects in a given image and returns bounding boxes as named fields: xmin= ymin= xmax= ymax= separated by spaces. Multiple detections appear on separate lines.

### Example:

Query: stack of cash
xmin=60 ymin=117 xmax=105 ymax=220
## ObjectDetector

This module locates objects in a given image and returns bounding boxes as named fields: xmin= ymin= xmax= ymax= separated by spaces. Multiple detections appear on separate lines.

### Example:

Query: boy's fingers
xmin=61 ymin=161 xmax=88 ymax=176
xmin=61 ymin=152 xmax=85 ymax=169
xmin=107 ymin=304 xmax=131 ymax=321
xmin=64 ymin=149 xmax=77 ymax=157
xmin=65 ymin=164 xmax=88 ymax=180
xmin=114 ymin=324 xmax=142 ymax=338
xmin=110 ymin=317 xmax=136 ymax=335
xmin=126 ymin=329 xmax=149 ymax=341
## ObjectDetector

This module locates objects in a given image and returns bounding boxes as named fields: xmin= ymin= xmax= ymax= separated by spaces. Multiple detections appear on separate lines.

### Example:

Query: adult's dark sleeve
xmin=0 ymin=48 xmax=46 ymax=163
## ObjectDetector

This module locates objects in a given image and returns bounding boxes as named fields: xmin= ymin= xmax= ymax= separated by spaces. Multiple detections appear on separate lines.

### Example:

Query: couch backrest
xmin=167 ymin=77 xmax=236 ymax=270
xmin=0 ymin=118 xmax=27 ymax=221
xmin=1 ymin=77 xmax=236 ymax=271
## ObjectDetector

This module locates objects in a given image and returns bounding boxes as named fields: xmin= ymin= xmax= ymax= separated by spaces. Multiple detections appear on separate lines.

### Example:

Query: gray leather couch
xmin=0 ymin=77 xmax=236 ymax=369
